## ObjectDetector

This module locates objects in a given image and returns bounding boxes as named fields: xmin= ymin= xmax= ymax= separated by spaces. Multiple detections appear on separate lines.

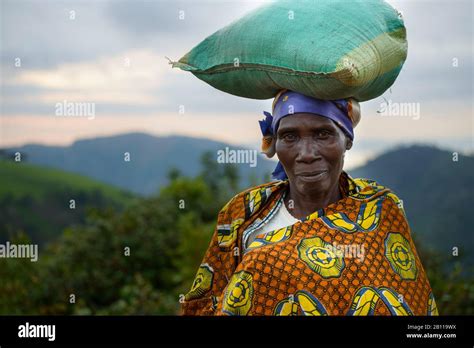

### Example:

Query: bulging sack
xmin=170 ymin=0 xmax=407 ymax=102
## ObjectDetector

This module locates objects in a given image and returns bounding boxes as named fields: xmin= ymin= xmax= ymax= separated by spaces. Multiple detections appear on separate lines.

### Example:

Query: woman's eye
xmin=316 ymin=130 xmax=331 ymax=138
xmin=283 ymin=133 xmax=297 ymax=141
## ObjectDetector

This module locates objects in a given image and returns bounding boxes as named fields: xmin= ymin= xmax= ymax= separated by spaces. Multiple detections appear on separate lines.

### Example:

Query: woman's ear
xmin=346 ymin=138 xmax=353 ymax=150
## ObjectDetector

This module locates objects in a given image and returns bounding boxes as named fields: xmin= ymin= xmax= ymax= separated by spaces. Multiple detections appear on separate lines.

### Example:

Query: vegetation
xmin=0 ymin=153 xmax=472 ymax=315
xmin=0 ymin=160 xmax=135 ymax=246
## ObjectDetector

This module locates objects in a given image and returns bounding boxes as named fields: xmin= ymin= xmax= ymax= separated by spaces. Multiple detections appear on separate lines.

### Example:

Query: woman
xmin=181 ymin=90 xmax=438 ymax=316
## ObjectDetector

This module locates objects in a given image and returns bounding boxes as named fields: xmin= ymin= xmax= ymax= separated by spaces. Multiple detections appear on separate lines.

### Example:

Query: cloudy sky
xmin=0 ymin=0 xmax=472 ymax=168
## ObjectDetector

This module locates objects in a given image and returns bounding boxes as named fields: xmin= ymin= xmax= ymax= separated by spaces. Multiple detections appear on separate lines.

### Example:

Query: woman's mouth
xmin=297 ymin=170 xmax=328 ymax=181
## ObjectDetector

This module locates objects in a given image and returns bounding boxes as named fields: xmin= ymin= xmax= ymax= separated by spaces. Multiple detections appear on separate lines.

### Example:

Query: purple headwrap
xmin=259 ymin=90 xmax=359 ymax=180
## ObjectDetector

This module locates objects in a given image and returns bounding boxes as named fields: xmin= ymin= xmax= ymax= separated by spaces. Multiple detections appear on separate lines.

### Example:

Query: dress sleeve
xmin=180 ymin=199 xmax=240 ymax=315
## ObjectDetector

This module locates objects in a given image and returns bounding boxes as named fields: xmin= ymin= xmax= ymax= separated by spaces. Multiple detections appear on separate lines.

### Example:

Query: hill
xmin=3 ymin=133 xmax=275 ymax=195
xmin=0 ymin=160 xmax=136 ymax=246
xmin=348 ymin=145 xmax=473 ymax=266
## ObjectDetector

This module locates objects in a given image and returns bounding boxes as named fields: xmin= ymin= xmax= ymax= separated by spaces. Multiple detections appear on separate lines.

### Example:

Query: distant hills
xmin=1 ymin=135 xmax=472 ymax=267
xmin=349 ymin=145 xmax=473 ymax=266
xmin=3 ymin=133 xmax=275 ymax=195
xmin=0 ymin=160 xmax=135 ymax=246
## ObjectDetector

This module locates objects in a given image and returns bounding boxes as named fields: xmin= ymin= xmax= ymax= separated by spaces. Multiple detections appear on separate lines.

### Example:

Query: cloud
xmin=1 ymin=0 xmax=137 ymax=69
xmin=0 ymin=112 xmax=264 ymax=148
xmin=387 ymin=0 xmax=473 ymax=101
xmin=104 ymin=0 xmax=264 ymax=37
xmin=6 ymin=50 xmax=167 ymax=105
xmin=0 ymin=0 xmax=472 ymax=151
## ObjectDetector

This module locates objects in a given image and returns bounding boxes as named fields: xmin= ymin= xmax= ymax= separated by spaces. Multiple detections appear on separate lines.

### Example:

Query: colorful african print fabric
xmin=181 ymin=172 xmax=438 ymax=316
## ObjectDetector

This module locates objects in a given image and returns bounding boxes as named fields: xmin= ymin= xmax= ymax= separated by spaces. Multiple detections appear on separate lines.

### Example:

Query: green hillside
xmin=0 ymin=149 xmax=471 ymax=315
xmin=3 ymin=133 xmax=275 ymax=195
xmin=349 ymin=145 xmax=474 ymax=267
xmin=0 ymin=160 xmax=136 ymax=246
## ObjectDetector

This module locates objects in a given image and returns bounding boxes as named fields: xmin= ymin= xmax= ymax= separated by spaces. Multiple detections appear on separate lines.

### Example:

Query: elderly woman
xmin=181 ymin=90 xmax=438 ymax=316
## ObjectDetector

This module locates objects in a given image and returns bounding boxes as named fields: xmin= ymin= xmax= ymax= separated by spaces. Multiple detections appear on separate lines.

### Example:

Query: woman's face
xmin=275 ymin=113 xmax=352 ymax=196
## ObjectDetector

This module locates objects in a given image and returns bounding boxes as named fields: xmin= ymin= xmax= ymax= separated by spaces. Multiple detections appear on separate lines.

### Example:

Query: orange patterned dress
xmin=181 ymin=172 xmax=438 ymax=316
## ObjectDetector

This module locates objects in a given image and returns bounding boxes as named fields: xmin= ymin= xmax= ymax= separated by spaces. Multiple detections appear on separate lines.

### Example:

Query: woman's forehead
xmin=278 ymin=113 xmax=336 ymax=130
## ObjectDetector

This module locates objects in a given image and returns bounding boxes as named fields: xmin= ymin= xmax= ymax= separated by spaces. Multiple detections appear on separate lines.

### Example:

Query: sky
xmin=0 ymin=0 xmax=472 ymax=169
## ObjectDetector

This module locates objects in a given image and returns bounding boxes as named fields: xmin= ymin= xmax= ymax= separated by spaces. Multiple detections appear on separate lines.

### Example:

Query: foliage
xmin=0 ymin=160 xmax=135 ymax=246
xmin=414 ymin=236 xmax=474 ymax=315
xmin=0 ymin=153 xmax=237 ymax=315
xmin=0 ymin=153 xmax=472 ymax=315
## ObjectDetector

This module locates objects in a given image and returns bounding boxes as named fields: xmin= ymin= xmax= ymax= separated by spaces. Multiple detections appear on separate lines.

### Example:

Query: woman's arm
xmin=180 ymin=201 xmax=240 ymax=315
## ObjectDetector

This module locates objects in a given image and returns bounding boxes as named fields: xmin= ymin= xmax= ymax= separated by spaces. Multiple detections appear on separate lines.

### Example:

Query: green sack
xmin=170 ymin=0 xmax=407 ymax=102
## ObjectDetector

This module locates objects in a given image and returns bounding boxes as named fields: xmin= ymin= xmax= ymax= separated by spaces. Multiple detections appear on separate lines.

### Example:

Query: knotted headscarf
xmin=259 ymin=90 xmax=360 ymax=180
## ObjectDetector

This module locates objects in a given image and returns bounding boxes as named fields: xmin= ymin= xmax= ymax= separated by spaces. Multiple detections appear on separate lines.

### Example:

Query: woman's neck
xmin=284 ymin=180 xmax=342 ymax=220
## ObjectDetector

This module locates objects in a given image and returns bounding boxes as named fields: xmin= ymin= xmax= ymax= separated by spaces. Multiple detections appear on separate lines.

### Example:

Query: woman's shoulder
xmin=348 ymin=175 xmax=405 ymax=212
xmin=218 ymin=180 xmax=286 ymax=219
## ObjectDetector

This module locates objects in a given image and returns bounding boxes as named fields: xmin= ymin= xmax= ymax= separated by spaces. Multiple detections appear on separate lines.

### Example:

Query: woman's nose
xmin=296 ymin=138 xmax=321 ymax=163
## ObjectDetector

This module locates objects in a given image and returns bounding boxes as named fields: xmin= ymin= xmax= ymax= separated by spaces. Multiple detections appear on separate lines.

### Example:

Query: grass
xmin=0 ymin=160 xmax=135 ymax=204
